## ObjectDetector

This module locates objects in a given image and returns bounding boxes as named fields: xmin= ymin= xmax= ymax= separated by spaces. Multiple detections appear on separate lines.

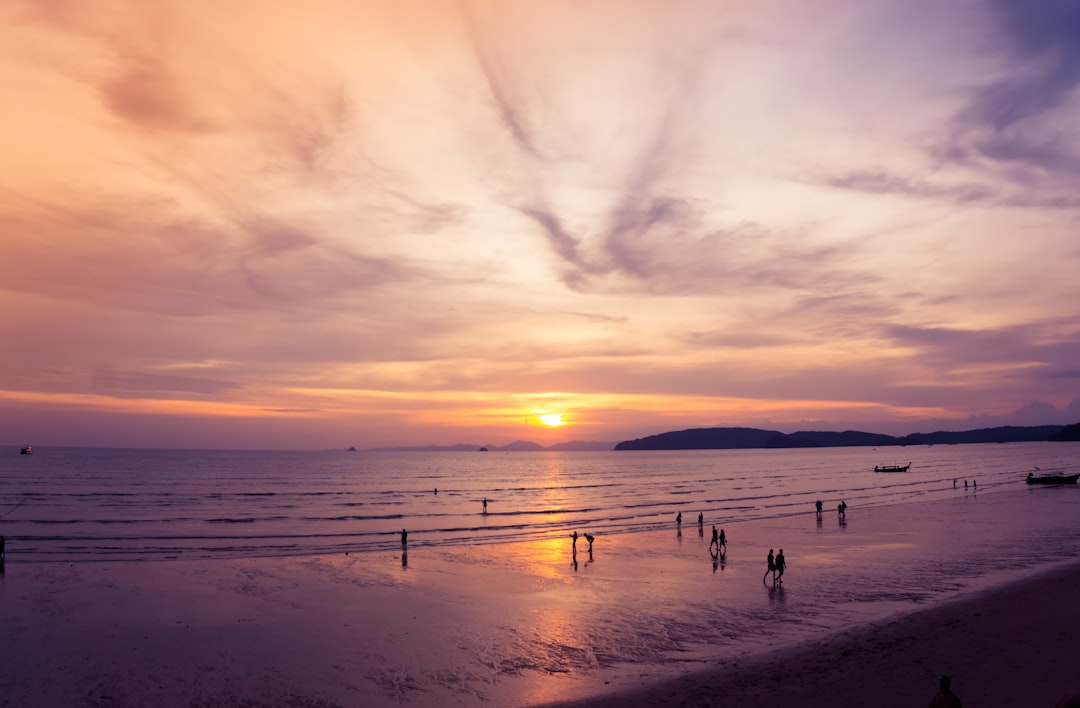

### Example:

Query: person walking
xmin=929 ymin=675 xmax=962 ymax=707
xmin=710 ymin=525 xmax=719 ymax=551
xmin=775 ymin=548 xmax=786 ymax=583
xmin=764 ymin=548 xmax=775 ymax=585
xmin=718 ymin=528 xmax=727 ymax=552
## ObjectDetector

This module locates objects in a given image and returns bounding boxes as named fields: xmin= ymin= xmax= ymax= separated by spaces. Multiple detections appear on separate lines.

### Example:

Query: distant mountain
xmin=366 ymin=440 xmax=617 ymax=452
xmin=1049 ymin=422 xmax=1080 ymax=442
xmin=614 ymin=424 xmax=1069 ymax=451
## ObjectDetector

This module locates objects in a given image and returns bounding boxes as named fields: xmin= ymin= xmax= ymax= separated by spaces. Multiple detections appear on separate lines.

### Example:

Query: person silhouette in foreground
xmin=584 ymin=533 xmax=594 ymax=552
xmin=718 ymin=528 xmax=727 ymax=553
xmin=929 ymin=674 xmax=962 ymax=708
xmin=775 ymin=548 xmax=786 ymax=584
xmin=764 ymin=548 xmax=775 ymax=585
xmin=815 ymin=500 xmax=823 ymax=515
xmin=571 ymin=530 xmax=578 ymax=551
xmin=710 ymin=525 xmax=719 ymax=551
xmin=400 ymin=528 xmax=407 ymax=548
xmin=676 ymin=512 xmax=682 ymax=526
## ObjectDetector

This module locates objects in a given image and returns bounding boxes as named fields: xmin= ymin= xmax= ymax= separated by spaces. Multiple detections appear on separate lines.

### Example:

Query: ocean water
xmin=1 ymin=442 xmax=1078 ymax=561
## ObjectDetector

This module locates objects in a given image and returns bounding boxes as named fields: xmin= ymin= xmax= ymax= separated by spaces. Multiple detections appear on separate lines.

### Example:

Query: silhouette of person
xmin=929 ymin=674 xmax=962 ymax=707
xmin=676 ymin=512 xmax=682 ymax=526
xmin=775 ymin=548 xmax=786 ymax=583
xmin=697 ymin=512 xmax=703 ymax=525
xmin=964 ymin=480 xmax=968 ymax=489
xmin=718 ymin=528 xmax=727 ymax=552
xmin=815 ymin=500 xmax=823 ymax=514
xmin=765 ymin=548 xmax=775 ymax=585
xmin=434 ymin=488 xmax=438 ymax=495
xmin=401 ymin=528 xmax=408 ymax=548
xmin=483 ymin=497 xmax=488 ymax=513
xmin=571 ymin=530 xmax=578 ymax=550
xmin=710 ymin=525 xmax=719 ymax=551
xmin=973 ymin=479 xmax=977 ymax=490
xmin=0 ymin=534 xmax=5 ymax=561
xmin=584 ymin=533 xmax=594 ymax=552
xmin=838 ymin=500 xmax=847 ymax=517
xmin=953 ymin=479 xmax=957 ymax=488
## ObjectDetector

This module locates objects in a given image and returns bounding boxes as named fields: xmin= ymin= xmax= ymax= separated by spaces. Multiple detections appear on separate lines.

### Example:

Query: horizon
xmin=3 ymin=1 xmax=1080 ymax=451
xmin=7 ymin=418 xmax=1075 ymax=453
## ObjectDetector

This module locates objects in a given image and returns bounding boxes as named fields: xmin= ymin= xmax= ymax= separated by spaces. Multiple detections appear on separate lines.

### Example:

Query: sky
xmin=2 ymin=0 xmax=1080 ymax=450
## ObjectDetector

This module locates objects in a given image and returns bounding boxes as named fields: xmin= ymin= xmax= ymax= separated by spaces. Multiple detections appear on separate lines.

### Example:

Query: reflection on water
xmin=2 ymin=442 xmax=1078 ymax=560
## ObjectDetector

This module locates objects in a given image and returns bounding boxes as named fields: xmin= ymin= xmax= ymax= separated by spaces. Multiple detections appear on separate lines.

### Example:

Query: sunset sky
xmin=2 ymin=0 xmax=1079 ymax=450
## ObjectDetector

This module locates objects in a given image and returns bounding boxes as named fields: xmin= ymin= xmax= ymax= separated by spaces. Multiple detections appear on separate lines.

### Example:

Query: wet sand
xmin=548 ymin=558 xmax=1080 ymax=708
xmin=2 ymin=489 xmax=1079 ymax=706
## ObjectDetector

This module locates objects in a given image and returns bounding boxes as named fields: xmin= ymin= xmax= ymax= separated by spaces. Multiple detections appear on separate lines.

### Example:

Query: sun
xmin=537 ymin=413 xmax=566 ymax=427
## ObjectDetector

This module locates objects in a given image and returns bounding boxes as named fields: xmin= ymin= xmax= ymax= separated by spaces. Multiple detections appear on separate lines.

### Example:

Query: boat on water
xmin=19 ymin=446 xmax=32 ymax=455
xmin=1026 ymin=472 xmax=1079 ymax=485
xmin=874 ymin=462 xmax=910 ymax=473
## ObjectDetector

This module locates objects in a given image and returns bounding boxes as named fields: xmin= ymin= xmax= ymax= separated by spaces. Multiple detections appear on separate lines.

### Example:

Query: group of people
xmin=764 ymin=548 xmax=787 ymax=585
xmin=570 ymin=530 xmax=595 ymax=553
xmin=814 ymin=499 xmax=848 ymax=516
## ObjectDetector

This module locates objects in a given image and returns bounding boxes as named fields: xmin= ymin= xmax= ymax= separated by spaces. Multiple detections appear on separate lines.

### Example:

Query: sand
xmin=548 ymin=559 xmax=1080 ymax=708
xmin=2 ymin=489 xmax=1080 ymax=707
xmin=2 ymin=553 xmax=1078 ymax=707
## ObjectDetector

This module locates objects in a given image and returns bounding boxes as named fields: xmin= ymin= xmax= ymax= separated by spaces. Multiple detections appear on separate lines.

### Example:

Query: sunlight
xmin=537 ymin=412 xmax=566 ymax=427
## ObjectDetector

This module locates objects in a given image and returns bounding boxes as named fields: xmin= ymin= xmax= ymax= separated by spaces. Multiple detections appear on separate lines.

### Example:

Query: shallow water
xmin=1 ymin=442 xmax=1078 ymax=560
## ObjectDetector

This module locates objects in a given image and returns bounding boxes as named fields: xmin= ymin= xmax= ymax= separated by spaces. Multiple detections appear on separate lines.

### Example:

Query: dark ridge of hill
xmin=614 ymin=424 xmax=1066 ymax=451
xmin=894 ymin=425 xmax=1064 ymax=445
xmin=1048 ymin=421 xmax=1080 ymax=441
xmin=614 ymin=427 xmax=806 ymax=451
xmin=788 ymin=430 xmax=899 ymax=447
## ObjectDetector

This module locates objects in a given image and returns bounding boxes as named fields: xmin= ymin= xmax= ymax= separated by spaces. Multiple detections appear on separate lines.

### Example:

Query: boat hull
xmin=1026 ymin=473 xmax=1079 ymax=485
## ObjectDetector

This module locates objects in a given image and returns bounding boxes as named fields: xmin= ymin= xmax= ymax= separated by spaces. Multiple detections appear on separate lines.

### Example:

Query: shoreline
xmin=546 ymin=558 xmax=1080 ymax=707
xmin=2 ymin=488 xmax=1079 ymax=707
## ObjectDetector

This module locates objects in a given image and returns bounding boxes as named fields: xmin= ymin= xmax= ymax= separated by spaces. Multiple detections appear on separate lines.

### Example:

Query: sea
xmin=2 ymin=442 xmax=1078 ymax=562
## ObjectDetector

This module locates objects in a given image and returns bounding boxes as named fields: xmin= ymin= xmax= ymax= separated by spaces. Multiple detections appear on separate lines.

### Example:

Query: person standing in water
xmin=710 ymin=525 xmax=719 ymax=551
xmin=764 ymin=548 xmax=775 ymax=585
xmin=676 ymin=512 xmax=682 ymax=526
xmin=775 ymin=548 xmax=786 ymax=583
xmin=718 ymin=528 xmax=727 ymax=552
xmin=482 ymin=497 xmax=488 ymax=513
xmin=584 ymin=533 xmax=594 ymax=552
xmin=571 ymin=530 xmax=578 ymax=551
xmin=401 ymin=528 xmax=408 ymax=548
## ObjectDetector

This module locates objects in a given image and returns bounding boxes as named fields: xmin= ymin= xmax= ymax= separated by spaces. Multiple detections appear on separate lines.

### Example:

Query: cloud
xmin=945 ymin=0 xmax=1080 ymax=181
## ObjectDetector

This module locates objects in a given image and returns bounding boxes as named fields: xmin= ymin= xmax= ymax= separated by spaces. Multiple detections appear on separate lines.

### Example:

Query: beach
xmin=2 ymin=485 xmax=1079 ymax=707
xmin=550 ymin=559 xmax=1080 ymax=707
